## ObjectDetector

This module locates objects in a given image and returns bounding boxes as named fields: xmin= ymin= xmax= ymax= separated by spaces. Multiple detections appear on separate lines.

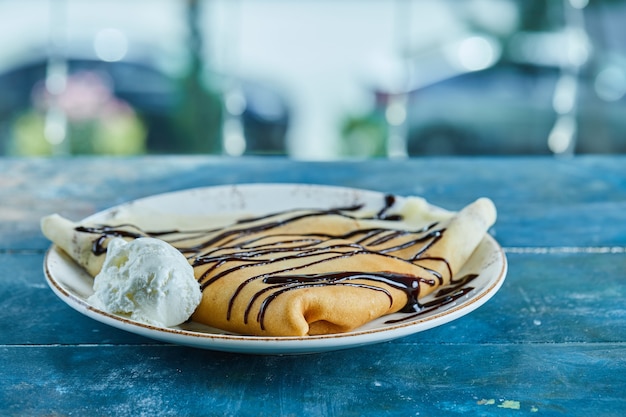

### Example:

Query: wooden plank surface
xmin=2 ymin=155 xmax=626 ymax=249
xmin=1 ymin=155 xmax=625 ymax=416
xmin=2 ymin=343 xmax=625 ymax=416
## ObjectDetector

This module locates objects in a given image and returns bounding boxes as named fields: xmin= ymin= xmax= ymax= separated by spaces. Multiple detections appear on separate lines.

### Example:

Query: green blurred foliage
xmin=10 ymin=109 xmax=146 ymax=156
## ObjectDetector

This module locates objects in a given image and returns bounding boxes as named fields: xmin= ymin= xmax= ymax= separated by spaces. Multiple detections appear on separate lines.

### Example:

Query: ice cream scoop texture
xmin=87 ymin=237 xmax=201 ymax=327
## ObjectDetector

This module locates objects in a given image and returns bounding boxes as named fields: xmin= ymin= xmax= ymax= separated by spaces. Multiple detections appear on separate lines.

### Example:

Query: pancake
xmin=41 ymin=196 xmax=496 ymax=336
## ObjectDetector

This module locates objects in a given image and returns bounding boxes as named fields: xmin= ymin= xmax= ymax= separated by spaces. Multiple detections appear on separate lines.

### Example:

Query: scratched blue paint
xmin=1 ymin=344 xmax=625 ymax=416
xmin=2 ymin=156 xmax=626 ymax=416
xmin=2 ymin=155 xmax=626 ymax=250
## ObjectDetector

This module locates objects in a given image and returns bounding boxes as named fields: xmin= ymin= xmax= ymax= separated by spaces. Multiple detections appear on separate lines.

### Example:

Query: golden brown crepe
xmin=41 ymin=196 xmax=496 ymax=336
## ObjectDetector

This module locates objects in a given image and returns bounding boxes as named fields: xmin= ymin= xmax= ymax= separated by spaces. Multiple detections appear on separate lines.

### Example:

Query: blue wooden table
xmin=1 ymin=155 xmax=625 ymax=416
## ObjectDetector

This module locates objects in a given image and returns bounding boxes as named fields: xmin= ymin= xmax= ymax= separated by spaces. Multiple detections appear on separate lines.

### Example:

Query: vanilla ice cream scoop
xmin=87 ymin=237 xmax=201 ymax=327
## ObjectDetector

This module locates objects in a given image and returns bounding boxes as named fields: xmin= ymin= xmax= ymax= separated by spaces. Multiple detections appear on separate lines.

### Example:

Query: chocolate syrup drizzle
xmin=384 ymin=273 xmax=478 ymax=324
xmin=76 ymin=194 xmax=478 ymax=331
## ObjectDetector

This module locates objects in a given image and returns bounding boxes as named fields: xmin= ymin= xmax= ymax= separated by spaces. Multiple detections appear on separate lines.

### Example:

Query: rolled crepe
xmin=41 ymin=197 xmax=496 ymax=336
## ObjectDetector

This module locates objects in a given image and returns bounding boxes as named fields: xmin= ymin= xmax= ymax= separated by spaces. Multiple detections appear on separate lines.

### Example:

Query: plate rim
xmin=43 ymin=183 xmax=508 ymax=354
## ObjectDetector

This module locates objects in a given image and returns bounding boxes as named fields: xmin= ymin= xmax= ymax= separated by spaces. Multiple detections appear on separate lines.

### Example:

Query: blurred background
xmin=1 ymin=0 xmax=625 ymax=159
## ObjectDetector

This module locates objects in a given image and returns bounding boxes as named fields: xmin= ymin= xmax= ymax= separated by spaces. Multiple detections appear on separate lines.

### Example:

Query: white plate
xmin=44 ymin=183 xmax=507 ymax=355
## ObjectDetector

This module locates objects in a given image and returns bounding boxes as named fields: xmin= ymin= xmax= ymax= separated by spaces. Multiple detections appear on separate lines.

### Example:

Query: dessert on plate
xmin=41 ymin=193 xmax=496 ymax=337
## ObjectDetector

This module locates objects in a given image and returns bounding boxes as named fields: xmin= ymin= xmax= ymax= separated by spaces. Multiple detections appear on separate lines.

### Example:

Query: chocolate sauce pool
xmin=76 ymin=195 xmax=478 ymax=331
